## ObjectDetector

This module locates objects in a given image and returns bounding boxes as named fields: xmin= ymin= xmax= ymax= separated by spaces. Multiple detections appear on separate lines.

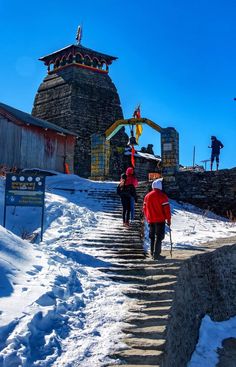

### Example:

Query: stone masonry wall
xmin=161 ymin=127 xmax=179 ymax=175
xmin=164 ymin=168 xmax=236 ymax=218
xmin=163 ymin=244 xmax=236 ymax=367
xmin=32 ymin=66 xmax=127 ymax=178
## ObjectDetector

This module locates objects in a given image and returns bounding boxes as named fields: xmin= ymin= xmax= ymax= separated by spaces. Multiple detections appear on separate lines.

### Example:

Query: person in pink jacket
xmin=125 ymin=167 xmax=138 ymax=222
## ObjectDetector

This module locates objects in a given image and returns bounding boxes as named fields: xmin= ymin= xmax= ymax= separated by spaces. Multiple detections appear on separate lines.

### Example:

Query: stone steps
xmin=123 ymin=337 xmax=165 ymax=350
xmin=109 ymin=364 xmax=160 ymax=367
xmin=109 ymin=365 xmax=160 ymax=367
xmin=113 ymin=349 xmax=163 ymax=365
xmin=97 ymin=183 xmax=182 ymax=366
xmin=77 ymin=185 xmax=183 ymax=366
xmin=126 ymin=315 xmax=169 ymax=327
xmin=101 ymin=266 xmax=180 ymax=277
xmin=139 ymin=307 xmax=171 ymax=317
xmin=96 ymin=254 xmax=146 ymax=260
xmin=123 ymin=325 xmax=166 ymax=338
xmin=124 ymin=289 xmax=175 ymax=301
xmin=137 ymin=299 xmax=173 ymax=308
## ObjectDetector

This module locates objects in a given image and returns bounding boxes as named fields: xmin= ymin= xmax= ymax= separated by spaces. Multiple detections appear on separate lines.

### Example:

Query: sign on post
xmin=148 ymin=172 xmax=161 ymax=181
xmin=4 ymin=173 xmax=46 ymax=241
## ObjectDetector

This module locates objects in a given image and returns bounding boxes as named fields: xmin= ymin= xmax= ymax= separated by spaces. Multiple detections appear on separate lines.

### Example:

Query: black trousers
xmin=121 ymin=196 xmax=131 ymax=223
xmin=211 ymin=152 xmax=220 ymax=163
xmin=149 ymin=222 xmax=165 ymax=257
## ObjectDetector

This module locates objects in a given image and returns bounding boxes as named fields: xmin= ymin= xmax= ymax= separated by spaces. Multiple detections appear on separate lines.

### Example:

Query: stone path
xmin=86 ymin=184 xmax=236 ymax=367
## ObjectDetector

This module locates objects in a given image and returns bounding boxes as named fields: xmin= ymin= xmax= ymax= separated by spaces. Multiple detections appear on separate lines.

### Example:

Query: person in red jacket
xmin=143 ymin=178 xmax=171 ymax=260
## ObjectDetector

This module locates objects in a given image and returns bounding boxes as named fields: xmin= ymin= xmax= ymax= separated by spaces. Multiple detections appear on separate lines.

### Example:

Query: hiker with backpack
xmin=117 ymin=172 xmax=137 ymax=227
xmin=125 ymin=167 xmax=138 ymax=222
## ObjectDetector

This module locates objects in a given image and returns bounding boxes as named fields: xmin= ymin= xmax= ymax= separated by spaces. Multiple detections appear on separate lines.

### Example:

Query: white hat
xmin=152 ymin=178 xmax=163 ymax=190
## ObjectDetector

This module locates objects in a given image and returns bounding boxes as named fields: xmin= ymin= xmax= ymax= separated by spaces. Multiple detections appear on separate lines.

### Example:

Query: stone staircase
xmin=84 ymin=183 xmax=185 ymax=366
xmin=84 ymin=183 xmax=236 ymax=367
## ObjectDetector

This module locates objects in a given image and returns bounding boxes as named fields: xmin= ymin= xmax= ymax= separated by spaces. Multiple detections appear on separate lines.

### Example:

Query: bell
xmin=128 ymin=131 xmax=138 ymax=146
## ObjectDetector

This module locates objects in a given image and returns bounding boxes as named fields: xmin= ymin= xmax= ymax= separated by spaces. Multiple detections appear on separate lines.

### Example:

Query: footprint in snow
xmin=33 ymin=265 xmax=43 ymax=272
xmin=36 ymin=292 xmax=56 ymax=306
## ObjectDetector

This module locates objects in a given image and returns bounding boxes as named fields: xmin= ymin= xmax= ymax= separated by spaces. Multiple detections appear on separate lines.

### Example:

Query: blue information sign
xmin=4 ymin=173 xmax=46 ymax=241
xmin=5 ymin=174 xmax=45 ymax=207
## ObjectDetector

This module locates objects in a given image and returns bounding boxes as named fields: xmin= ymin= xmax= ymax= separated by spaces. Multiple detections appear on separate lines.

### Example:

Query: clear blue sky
xmin=0 ymin=0 xmax=235 ymax=169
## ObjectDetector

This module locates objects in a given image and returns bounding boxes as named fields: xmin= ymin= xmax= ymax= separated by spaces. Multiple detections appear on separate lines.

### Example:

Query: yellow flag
xmin=136 ymin=124 xmax=143 ymax=143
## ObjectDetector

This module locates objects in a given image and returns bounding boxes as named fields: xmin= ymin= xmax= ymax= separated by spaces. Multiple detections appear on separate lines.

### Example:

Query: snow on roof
xmin=124 ymin=149 xmax=161 ymax=161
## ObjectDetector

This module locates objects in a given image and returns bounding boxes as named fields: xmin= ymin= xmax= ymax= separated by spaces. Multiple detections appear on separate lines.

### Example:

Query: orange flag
xmin=64 ymin=163 xmax=70 ymax=174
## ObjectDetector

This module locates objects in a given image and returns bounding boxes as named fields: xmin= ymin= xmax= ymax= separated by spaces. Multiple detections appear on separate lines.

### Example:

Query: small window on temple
xmin=92 ymin=58 xmax=99 ymax=68
xmin=101 ymin=62 xmax=107 ymax=71
xmin=54 ymin=59 xmax=60 ymax=69
xmin=67 ymin=54 xmax=73 ymax=64
xmin=84 ymin=55 xmax=92 ymax=66
xmin=76 ymin=53 xmax=82 ymax=64
xmin=61 ymin=57 xmax=66 ymax=66
xmin=48 ymin=63 xmax=53 ymax=72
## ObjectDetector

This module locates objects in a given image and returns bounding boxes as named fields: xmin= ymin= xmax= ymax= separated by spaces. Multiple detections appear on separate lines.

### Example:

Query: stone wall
xmin=164 ymin=168 xmax=236 ymax=218
xmin=90 ymin=134 xmax=110 ymax=179
xmin=163 ymin=244 xmax=236 ymax=367
xmin=161 ymin=127 xmax=179 ymax=175
xmin=32 ymin=66 xmax=127 ymax=178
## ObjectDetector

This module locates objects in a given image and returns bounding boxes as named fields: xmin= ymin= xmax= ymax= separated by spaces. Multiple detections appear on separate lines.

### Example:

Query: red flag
xmin=131 ymin=146 xmax=135 ymax=167
xmin=133 ymin=105 xmax=141 ymax=119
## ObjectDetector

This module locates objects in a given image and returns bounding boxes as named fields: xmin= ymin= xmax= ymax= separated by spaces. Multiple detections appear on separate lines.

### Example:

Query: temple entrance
xmin=90 ymin=117 xmax=179 ymax=180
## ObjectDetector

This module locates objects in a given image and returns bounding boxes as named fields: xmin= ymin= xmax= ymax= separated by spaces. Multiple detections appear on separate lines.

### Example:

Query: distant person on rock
xmin=143 ymin=178 xmax=171 ymax=260
xmin=125 ymin=167 xmax=138 ymax=223
xmin=117 ymin=173 xmax=137 ymax=227
xmin=209 ymin=136 xmax=224 ymax=171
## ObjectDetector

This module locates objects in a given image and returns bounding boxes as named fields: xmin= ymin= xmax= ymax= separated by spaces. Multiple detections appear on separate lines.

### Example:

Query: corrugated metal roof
xmin=0 ymin=102 xmax=77 ymax=137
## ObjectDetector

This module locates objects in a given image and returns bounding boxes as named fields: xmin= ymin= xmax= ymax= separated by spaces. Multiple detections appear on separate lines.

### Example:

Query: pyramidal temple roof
xmin=39 ymin=44 xmax=117 ymax=65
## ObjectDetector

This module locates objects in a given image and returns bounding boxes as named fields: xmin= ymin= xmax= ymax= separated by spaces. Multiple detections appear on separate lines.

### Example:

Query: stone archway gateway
xmin=90 ymin=117 xmax=179 ymax=180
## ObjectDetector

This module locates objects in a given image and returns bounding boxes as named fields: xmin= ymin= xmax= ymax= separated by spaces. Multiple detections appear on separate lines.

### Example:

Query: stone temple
xmin=32 ymin=28 xmax=127 ymax=178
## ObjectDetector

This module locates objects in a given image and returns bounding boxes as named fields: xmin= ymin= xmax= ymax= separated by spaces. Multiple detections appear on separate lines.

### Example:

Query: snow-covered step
xmin=112 ymin=348 xmax=163 ymax=365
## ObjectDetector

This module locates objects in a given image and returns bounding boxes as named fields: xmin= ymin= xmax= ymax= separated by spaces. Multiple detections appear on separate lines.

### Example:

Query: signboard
xmin=4 ymin=174 xmax=45 ymax=241
xmin=163 ymin=143 xmax=172 ymax=152
xmin=5 ymin=174 xmax=45 ymax=207
xmin=148 ymin=172 xmax=161 ymax=181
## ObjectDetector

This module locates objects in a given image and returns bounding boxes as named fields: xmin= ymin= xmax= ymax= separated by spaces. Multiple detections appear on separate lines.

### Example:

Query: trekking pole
xmin=169 ymin=227 xmax=173 ymax=258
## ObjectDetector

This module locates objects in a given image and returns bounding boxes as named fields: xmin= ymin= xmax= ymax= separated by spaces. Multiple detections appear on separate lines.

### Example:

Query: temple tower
xmin=32 ymin=27 xmax=127 ymax=177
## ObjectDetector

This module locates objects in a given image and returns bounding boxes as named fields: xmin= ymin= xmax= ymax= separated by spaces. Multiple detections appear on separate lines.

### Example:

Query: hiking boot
xmin=154 ymin=254 xmax=166 ymax=260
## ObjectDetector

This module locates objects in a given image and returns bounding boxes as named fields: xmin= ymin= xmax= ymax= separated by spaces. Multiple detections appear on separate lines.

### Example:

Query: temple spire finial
xmin=76 ymin=25 xmax=83 ymax=45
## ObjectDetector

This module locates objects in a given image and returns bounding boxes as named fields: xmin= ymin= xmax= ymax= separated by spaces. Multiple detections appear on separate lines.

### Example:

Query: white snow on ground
xmin=188 ymin=315 xmax=236 ymax=367
xmin=0 ymin=173 xmax=235 ymax=366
